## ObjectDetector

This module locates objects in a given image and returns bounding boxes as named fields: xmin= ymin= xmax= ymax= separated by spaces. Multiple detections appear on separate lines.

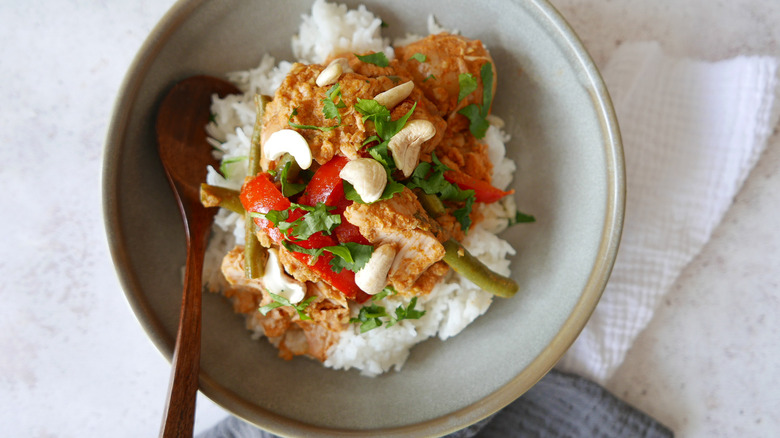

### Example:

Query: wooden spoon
xmin=155 ymin=75 xmax=240 ymax=438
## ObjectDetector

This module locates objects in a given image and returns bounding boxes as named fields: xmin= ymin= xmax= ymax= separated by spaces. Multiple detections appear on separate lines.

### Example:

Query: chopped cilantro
xmin=372 ymin=285 xmax=398 ymax=301
xmin=362 ymin=134 xmax=381 ymax=146
xmin=409 ymin=53 xmax=427 ymax=63
xmin=458 ymin=104 xmax=489 ymax=138
xmin=259 ymin=293 xmax=317 ymax=321
xmin=288 ymin=203 xmax=341 ymax=240
xmin=406 ymin=153 xmax=476 ymax=231
xmin=350 ymin=304 xmax=387 ymax=332
xmin=457 ymin=72 xmax=478 ymax=103
xmin=367 ymin=141 xmax=393 ymax=168
xmin=387 ymin=297 xmax=425 ymax=327
xmin=219 ymin=155 xmax=247 ymax=179
xmin=282 ymin=240 xmax=373 ymax=274
xmin=349 ymin=297 xmax=426 ymax=333
xmin=278 ymin=160 xmax=307 ymax=197
xmin=457 ymin=62 xmax=494 ymax=138
xmin=509 ymin=210 xmax=536 ymax=226
xmin=322 ymin=83 xmax=346 ymax=123
xmin=423 ymin=74 xmax=437 ymax=82
xmin=281 ymin=241 xmax=327 ymax=264
xmin=451 ymin=190 xmax=476 ymax=230
xmin=355 ymin=52 xmax=390 ymax=67
xmin=327 ymin=241 xmax=374 ymax=273
xmin=251 ymin=202 xmax=341 ymax=240
xmin=355 ymin=99 xmax=416 ymax=141
xmin=288 ymin=107 xmax=339 ymax=132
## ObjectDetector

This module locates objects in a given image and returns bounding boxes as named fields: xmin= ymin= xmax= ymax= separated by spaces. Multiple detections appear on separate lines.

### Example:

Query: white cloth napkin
xmin=556 ymin=41 xmax=780 ymax=383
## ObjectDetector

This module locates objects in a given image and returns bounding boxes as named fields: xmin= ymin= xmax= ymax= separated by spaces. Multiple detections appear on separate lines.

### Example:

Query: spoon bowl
xmin=155 ymin=75 xmax=240 ymax=437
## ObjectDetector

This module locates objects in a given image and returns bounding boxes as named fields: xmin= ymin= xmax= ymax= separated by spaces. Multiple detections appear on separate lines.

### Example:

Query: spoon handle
xmin=159 ymin=199 xmax=211 ymax=438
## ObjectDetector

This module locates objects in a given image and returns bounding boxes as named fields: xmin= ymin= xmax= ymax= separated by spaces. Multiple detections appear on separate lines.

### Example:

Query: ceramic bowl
xmin=103 ymin=0 xmax=624 ymax=435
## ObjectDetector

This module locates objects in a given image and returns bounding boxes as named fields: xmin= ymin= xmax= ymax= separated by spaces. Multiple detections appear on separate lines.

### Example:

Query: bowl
xmin=103 ymin=0 xmax=624 ymax=435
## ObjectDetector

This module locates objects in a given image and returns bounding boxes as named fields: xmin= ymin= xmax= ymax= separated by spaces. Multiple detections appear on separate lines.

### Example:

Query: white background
xmin=1 ymin=0 xmax=778 ymax=436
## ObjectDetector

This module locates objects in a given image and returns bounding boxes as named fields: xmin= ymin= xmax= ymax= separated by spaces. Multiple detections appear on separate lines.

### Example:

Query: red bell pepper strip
xmin=298 ymin=155 xmax=371 ymax=246
xmin=239 ymin=169 xmax=370 ymax=302
xmin=298 ymin=155 xmax=349 ymax=206
xmin=239 ymin=173 xmax=290 ymax=243
xmin=444 ymin=170 xmax=514 ymax=203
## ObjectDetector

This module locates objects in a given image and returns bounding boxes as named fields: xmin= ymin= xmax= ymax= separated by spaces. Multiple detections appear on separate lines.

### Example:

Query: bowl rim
xmin=102 ymin=0 xmax=625 ymax=435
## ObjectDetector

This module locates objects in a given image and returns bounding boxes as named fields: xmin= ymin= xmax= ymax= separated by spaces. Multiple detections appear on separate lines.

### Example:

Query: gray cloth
xmin=197 ymin=369 xmax=673 ymax=438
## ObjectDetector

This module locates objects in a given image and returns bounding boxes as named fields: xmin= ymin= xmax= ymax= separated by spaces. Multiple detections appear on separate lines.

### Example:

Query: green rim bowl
xmin=103 ymin=0 xmax=624 ymax=436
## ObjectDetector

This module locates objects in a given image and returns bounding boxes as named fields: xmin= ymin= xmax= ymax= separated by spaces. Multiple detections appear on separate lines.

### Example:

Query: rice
xmin=204 ymin=0 xmax=517 ymax=377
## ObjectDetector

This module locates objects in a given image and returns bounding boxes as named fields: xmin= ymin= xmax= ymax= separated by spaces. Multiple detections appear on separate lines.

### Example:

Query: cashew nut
xmin=339 ymin=158 xmax=387 ymax=203
xmin=388 ymin=119 xmax=436 ymax=178
xmin=263 ymin=129 xmax=313 ymax=170
xmin=261 ymin=248 xmax=306 ymax=304
xmin=355 ymin=244 xmax=398 ymax=295
xmin=315 ymin=58 xmax=352 ymax=87
xmin=374 ymin=81 xmax=414 ymax=109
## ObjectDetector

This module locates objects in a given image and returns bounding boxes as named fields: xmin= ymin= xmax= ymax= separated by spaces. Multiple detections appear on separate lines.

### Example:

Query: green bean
xmin=248 ymin=94 xmax=269 ymax=176
xmin=442 ymin=239 xmax=518 ymax=298
xmin=414 ymin=190 xmax=446 ymax=218
xmin=273 ymin=153 xmax=301 ymax=183
xmin=200 ymin=184 xmax=244 ymax=214
xmin=243 ymin=94 xmax=271 ymax=279
xmin=414 ymin=190 xmax=519 ymax=298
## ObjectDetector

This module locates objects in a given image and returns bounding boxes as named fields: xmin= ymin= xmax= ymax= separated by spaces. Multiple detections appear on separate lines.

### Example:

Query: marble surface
xmin=1 ymin=0 xmax=778 ymax=437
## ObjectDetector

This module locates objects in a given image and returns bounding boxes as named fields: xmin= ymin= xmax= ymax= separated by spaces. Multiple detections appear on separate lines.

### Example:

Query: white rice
xmin=204 ymin=0 xmax=517 ymax=377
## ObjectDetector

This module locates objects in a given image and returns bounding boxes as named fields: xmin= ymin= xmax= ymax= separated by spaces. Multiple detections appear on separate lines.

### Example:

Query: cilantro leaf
xmin=282 ymin=240 xmax=373 ymax=273
xmin=509 ymin=210 xmax=536 ymax=226
xmin=423 ymin=74 xmax=436 ymax=82
xmin=355 ymin=99 xmax=390 ymax=125
xmin=322 ymin=83 xmax=346 ymax=123
xmin=458 ymin=103 xmax=490 ymax=138
xmin=287 ymin=202 xmax=341 ymax=240
xmin=406 ymin=153 xmax=476 ymax=231
xmin=457 ymin=73 xmax=478 ymax=103
xmin=253 ymin=202 xmax=340 ymax=240
xmin=281 ymin=241 xmax=326 ymax=265
xmin=407 ymin=160 xmax=449 ymax=194
xmin=328 ymin=242 xmax=374 ymax=273
xmin=367 ymin=141 xmax=393 ymax=168
xmin=279 ymin=160 xmax=307 ymax=197
xmin=355 ymin=99 xmax=417 ymax=141
xmin=259 ymin=293 xmax=317 ymax=321
xmin=409 ymin=53 xmax=427 ymax=63
xmin=349 ymin=304 xmax=388 ymax=333
xmin=362 ymin=135 xmax=381 ymax=146
xmin=387 ymin=297 xmax=425 ymax=327
xmin=349 ymin=297 xmax=426 ymax=332
xmin=372 ymin=285 xmax=398 ymax=301
xmin=457 ymin=62 xmax=494 ymax=139
xmin=380 ymin=102 xmax=416 ymax=140
xmin=251 ymin=209 xmax=290 ymax=230
xmin=452 ymin=190 xmax=476 ymax=231
xmin=288 ymin=107 xmax=339 ymax=132
xmin=355 ymin=52 xmax=390 ymax=67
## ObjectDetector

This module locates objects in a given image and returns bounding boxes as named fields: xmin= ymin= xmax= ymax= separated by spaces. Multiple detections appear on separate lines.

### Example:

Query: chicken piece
xmin=396 ymin=33 xmax=496 ymax=118
xmin=422 ymin=124 xmax=494 ymax=184
xmin=219 ymin=246 xmax=348 ymax=361
xmin=344 ymin=187 xmax=446 ymax=293
xmin=262 ymin=61 xmax=446 ymax=165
